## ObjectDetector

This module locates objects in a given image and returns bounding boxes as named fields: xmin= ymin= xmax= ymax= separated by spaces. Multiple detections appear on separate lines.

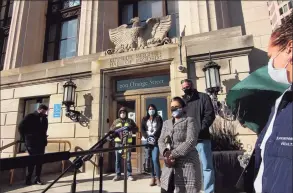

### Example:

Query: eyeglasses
xmin=181 ymin=79 xmax=192 ymax=84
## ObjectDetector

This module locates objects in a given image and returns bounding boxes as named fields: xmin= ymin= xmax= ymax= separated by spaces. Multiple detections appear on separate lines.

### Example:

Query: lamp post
xmin=202 ymin=52 xmax=222 ymax=114
xmin=62 ymin=78 xmax=80 ymax=122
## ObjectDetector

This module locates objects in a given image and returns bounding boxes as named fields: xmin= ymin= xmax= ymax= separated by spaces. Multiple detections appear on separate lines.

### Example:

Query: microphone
xmin=164 ymin=135 xmax=172 ymax=150
xmin=114 ymin=126 xmax=129 ymax=133
xmin=147 ymin=135 xmax=156 ymax=147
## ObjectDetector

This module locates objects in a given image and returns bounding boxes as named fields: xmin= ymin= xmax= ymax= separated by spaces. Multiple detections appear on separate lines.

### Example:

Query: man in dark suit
xmin=18 ymin=104 xmax=49 ymax=185
xmin=181 ymin=79 xmax=216 ymax=193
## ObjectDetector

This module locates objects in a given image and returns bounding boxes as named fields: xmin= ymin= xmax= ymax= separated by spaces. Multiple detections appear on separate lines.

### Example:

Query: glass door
xmin=112 ymin=95 xmax=141 ymax=174
xmin=112 ymin=93 xmax=171 ymax=174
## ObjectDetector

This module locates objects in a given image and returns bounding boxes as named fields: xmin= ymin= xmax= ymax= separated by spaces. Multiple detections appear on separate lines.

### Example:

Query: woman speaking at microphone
xmin=158 ymin=97 xmax=201 ymax=193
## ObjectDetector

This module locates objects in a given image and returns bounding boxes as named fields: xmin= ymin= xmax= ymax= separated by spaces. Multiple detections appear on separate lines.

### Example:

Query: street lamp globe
xmin=62 ymin=78 xmax=77 ymax=109
xmin=202 ymin=53 xmax=221 ymax=97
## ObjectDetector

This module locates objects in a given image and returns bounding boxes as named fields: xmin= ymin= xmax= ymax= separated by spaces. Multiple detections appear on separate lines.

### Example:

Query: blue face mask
xmin=172 ymin=108 xmax=183 ymax=118
xmin=148 ymin=109 xmax=155 ymax=116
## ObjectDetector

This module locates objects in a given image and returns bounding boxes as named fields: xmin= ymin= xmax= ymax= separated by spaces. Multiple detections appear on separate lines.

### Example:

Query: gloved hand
xmin=163 ymin=150 xmax=175 ymax=168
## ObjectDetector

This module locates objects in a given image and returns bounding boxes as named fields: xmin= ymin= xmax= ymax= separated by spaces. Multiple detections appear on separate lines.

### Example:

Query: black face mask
xmin=39 ymin=112 xmax=47 ymax=117
xmin=183 ymin=87 xmax=193 ymax=95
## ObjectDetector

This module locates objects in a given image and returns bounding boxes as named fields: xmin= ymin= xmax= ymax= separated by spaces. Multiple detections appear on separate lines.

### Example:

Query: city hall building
xmin=0 ymin=0 xmax=273 ymax=177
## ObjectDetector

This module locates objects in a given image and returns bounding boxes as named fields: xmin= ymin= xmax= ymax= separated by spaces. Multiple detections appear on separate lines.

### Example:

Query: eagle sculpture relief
xmin=107 ymin=15 xmax=172 ymax=55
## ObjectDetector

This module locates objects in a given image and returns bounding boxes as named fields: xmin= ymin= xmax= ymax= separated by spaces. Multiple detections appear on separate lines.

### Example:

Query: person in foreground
xmin=141 ymin=104 xmax=163 ymax=186
xmin=254 ymin=10 xmax=293 ymax=193
xmin=158 ymin=97 xmax=201 ymax=193
xmin=110 ymin=107 xmax=138 ymax=181
xmin=181 ymin=79 xmax=216 ymax=193
xmin=18 ymin=104 xmax=49 ymax=185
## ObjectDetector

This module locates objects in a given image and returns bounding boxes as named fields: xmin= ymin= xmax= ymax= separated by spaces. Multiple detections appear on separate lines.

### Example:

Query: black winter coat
xmin=18 ymin=111 xmax=48 ymax=148
xmin=183 ymin=90 xmax=216 ymax=140
xmin=141 ymin=115 xmax=163 ymax=142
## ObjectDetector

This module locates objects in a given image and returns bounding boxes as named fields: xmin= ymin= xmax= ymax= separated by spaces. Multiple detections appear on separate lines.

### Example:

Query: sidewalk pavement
xmin=0 ymin=173 xmax=161 ymax=193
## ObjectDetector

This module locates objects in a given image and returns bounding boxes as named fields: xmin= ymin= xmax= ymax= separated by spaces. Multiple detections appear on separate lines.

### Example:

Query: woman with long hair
xmin=141 ymin=104 xmax=163 ymax=186
xmin=158 ymin=97 xmax=201 ymax=193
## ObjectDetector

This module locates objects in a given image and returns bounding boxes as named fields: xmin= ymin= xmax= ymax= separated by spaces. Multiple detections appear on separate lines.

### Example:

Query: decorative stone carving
xmin=106 ymin=15 xmax=172 ymax=55
xmin=61 ymin=6 xmax=81 ymax=19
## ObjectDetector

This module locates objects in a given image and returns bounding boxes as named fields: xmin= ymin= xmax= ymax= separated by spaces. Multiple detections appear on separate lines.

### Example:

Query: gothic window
xmin=119 ymin=0 xmax=179 ymax=37
xmin=0 ymin=0 xmax=13 ymax=71
xmin=43 ymin=0 xmax=81 ymax=62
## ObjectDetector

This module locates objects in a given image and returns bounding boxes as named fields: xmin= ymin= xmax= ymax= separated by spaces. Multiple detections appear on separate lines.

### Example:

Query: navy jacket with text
xmin=254 ymin=85 xmax=293 ymax=193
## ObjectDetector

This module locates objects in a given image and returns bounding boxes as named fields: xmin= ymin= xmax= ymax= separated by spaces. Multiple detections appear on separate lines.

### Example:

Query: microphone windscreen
xmin=114 ymin=126 xmax=128 ymax=133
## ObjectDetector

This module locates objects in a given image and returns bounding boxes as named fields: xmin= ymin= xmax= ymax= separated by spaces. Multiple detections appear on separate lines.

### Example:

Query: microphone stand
xmin=42 ymin=131 xmax=113 ymax=193
xmin=122 ymin=131 xmax=129 ymax=193
xmin=99 ymin=152 xmax=103 ymax=192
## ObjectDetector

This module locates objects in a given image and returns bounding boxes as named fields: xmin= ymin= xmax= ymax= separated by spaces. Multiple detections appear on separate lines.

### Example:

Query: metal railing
xmin=0 ymin=139 xmax=71 ymax=185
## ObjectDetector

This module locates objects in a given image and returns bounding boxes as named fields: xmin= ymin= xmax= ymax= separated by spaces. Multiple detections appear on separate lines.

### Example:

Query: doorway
xmin=112 ymin=92 xmax=171 ymax=174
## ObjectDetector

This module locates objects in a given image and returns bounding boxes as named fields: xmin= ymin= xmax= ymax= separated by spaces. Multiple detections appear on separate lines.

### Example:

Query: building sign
xmin=53 ymin=104 xmax=61 ymax=118
xmin=116 ymin=75 xmax=170 ymax=92
xmin=109 ymin=51 xmax=162 ymax=68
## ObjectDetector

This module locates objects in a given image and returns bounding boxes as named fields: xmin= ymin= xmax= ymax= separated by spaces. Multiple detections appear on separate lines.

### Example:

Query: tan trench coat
xmin=158 ymin=116 xmax=202 ymax=193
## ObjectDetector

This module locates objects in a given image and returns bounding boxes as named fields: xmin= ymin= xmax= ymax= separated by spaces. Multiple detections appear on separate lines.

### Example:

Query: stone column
xmin=78 ymin=0 xmax=118 ymax=56
xmin=170 ymin=46 xmax=188 ymax=97
xmin=178 ymin=0 xmax=211 ymax=35
xmin=178 ymin=0 xmax=232 ymax=36
xmin=88 ymin=61 xmax=112 ymax=173
xmin=4 ymin=1 xmax=47 ymax=70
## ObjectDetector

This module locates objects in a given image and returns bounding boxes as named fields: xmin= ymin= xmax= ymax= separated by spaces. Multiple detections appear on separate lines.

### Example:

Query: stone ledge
xmin=0 ymin=73 xmax=91 ymax=89
xmin=186 ymin=35 xmax=254 ymax=57
xmin=0 ymin=53 xmax=100 ymax=86
xmin=183 ymin=26 xmax=243 ymax=45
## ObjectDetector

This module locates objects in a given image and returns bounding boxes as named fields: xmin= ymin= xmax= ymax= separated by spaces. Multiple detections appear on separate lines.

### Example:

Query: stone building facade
xmin=0 ymin=0 xmax=272 ymax=176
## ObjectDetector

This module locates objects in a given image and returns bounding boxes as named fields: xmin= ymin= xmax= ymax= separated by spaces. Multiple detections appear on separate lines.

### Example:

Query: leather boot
xmin=25 ymin=176 xmax=32 ymax=186
xmin=156 ymin=177 xmax=161 ymax=187
xmin=149 ymin=177 xmax=156 ymax=186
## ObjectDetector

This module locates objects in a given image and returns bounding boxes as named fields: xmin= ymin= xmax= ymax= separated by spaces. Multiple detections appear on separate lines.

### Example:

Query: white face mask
xmin=120 ymin=113 xmax=126 ymax=119
xmin=148 ymin=110 xmax=155 ymax=116
xmin=268 ymin=52 xmax=290 ymax=85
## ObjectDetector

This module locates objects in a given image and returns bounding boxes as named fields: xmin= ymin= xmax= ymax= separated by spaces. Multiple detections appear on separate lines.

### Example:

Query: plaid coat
xmin=158 ymin=116 xmax=202 ymax=193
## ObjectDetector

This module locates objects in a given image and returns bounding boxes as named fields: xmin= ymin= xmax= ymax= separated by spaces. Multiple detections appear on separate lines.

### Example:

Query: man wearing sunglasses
xmin=181 ymin=79 xmax=216 ymax=193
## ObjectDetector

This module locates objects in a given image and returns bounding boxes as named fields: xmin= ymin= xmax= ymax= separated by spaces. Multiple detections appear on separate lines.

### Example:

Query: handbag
xmin=163 ymin=150 xmax=175 ymax=168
